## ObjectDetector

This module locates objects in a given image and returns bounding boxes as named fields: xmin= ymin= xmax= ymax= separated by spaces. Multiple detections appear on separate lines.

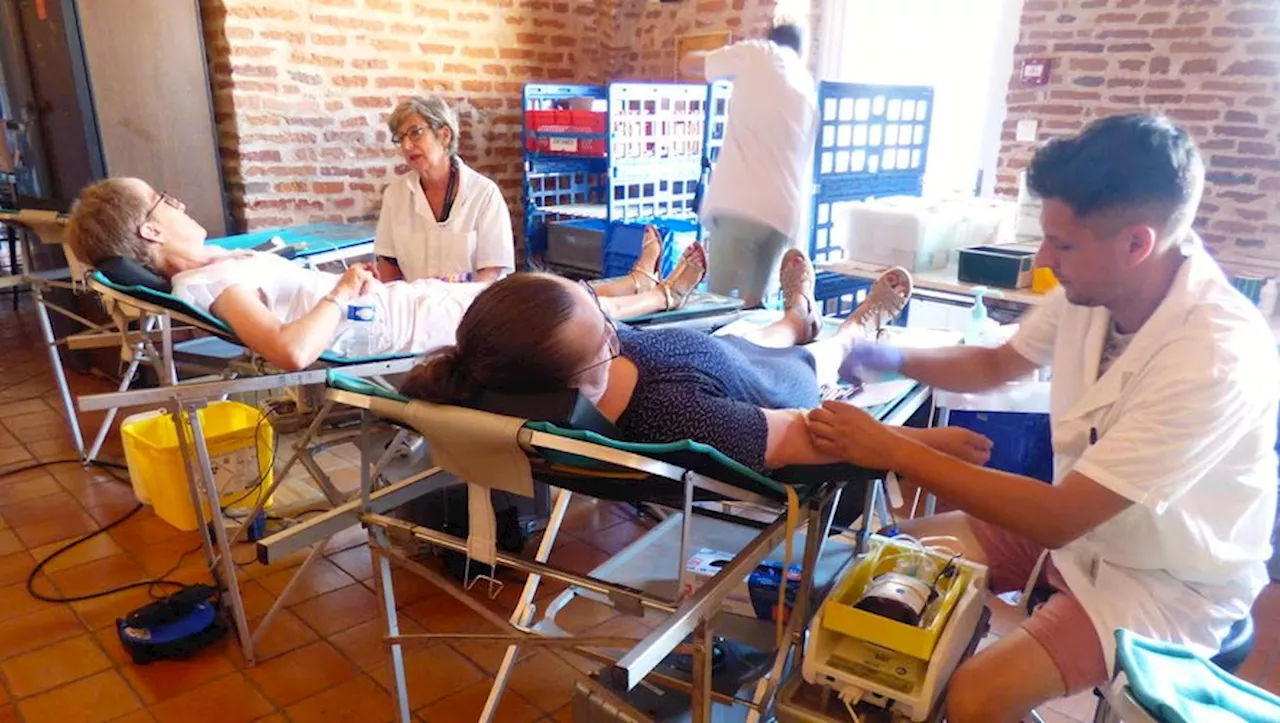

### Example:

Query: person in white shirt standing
xmin=808 ymin=114 xmax=1279 ymax=722
xmin=374 ymin=95 xmax=515 ymax=284
xmin=681 ymin=22 xmax=817 ymax=308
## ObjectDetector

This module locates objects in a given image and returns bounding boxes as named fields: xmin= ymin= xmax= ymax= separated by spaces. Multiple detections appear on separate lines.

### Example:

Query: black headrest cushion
xmin=471 ymin=390 xmax=619 ymax=437
xmin=97 ymin=256 xmax=172 ymax=294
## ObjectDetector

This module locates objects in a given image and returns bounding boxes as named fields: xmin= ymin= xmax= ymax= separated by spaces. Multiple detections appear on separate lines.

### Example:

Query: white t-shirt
xmin=171 ymin=251 xmax=485 ymax=357
xmin=701 ymin=40 xmax=818 ymax=241
xmin=1008 ymin=240 xmax=1279 ymax=671
xmin=374 ymin=158 xmax=515 ymax=282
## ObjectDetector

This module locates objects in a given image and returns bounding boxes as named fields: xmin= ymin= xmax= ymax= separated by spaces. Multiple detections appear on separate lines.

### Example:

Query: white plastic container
xmin=835 ymin=195 xmax=1015 ymax=272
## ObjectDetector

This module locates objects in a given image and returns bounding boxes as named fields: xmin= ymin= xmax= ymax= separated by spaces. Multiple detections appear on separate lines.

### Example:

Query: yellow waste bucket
xmin=120 ymin=401 xmax=274 ymax=532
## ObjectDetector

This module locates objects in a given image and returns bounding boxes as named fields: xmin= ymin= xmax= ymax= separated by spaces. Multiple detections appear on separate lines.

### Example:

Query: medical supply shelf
xmin=523 ymin=81 xmax=721 ymax=276
xmin=808 ymin=82 xmax=934 ymax=266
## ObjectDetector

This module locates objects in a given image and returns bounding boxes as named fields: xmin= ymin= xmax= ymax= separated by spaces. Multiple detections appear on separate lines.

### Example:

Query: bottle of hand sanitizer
xmin=963 ymin=287 xmax=1003 ymax=347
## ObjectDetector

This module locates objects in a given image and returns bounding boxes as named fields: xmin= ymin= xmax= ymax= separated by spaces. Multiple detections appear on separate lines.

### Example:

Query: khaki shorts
xmin=704 ymin=215 xmax=793 ymax=307
xmin=969 ymin=515 xmax=1109 ymax=695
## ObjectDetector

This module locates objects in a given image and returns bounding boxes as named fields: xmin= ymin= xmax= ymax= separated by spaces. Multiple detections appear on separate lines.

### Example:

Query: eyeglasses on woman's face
xmin=392 ymin=124 xmax=431 ymax=148
xmin=144 ymin=191 xmax=185 ymax=222
xmin=572 ymin=282 xmax=621 ymax=378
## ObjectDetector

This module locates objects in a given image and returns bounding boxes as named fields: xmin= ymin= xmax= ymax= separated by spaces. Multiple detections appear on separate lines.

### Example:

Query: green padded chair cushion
xmin=326 ymin=370 xmax=410 ymax=402
xmin=325 ymin=372 xmax=882 ymax=508
xmin=1114 ymin=628 xmax=1280 ymax=723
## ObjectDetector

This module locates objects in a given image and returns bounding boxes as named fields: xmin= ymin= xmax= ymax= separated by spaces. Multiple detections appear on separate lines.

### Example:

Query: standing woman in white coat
xmin=375 ymin=95 xmax=515 ymax=284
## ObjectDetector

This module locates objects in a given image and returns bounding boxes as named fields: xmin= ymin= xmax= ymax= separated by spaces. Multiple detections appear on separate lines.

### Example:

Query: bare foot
xmin=837 ymin=266 xmax=913 ymax=340
xmin=780 ymin=248 xmax=821 ymax=344
xmin=658 ymin=242 xmax=706 ymax=310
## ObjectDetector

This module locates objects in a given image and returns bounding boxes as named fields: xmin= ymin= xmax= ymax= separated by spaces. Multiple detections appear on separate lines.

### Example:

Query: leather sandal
xmin=780 ymin=248 xmax=821 ymax=344
xmin=658 ymin=242 xmax=706 ymax=311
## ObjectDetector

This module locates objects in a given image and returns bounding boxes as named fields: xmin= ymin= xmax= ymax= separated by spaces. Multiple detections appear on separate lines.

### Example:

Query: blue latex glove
xmin=838 ymin=341 xmax=904 ymax=383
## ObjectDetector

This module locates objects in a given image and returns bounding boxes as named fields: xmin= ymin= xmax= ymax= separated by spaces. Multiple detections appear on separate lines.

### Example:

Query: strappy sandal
xmin=847 ymin=266 xmax=913 ymax=337
xmin=657 ymin=242 xmax=706 ymax=311
xmin=780 ymin=248 xmax=822 ymax=344
xmin=617 ymin=224 xmax=663 ymax=294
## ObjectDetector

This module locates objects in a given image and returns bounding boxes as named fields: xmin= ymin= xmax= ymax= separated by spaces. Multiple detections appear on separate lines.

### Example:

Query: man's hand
xmin=839 ymin=341 xmax=904 ymax=383
xmin=806 ymin=401 xmax=906 ymax=469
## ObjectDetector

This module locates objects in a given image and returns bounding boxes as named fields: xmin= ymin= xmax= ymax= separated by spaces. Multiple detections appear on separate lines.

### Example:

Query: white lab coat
xmin=1008 ymin=236 xmax=1279 ymax=673
xmin=374 ymin=159 xmax=515 ymax=282
xmin=701 ymin=40 xmax=817 ymax=242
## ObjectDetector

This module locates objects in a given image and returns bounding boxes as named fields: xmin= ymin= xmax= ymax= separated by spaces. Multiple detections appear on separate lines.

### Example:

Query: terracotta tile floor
xmin=0 ymin=294 xmax=1276 ymax=722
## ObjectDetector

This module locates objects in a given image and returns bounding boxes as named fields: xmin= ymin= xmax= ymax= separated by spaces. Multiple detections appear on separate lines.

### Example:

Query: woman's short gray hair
xmin=387 ymin=95 xmax=459 ymax=156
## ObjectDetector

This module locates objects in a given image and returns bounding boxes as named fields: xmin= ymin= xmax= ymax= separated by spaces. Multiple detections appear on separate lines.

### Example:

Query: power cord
xmin=1 ymin=458 xmax=203 ymax=603
xmin=14 ymin=399 xmax=313 ymax=602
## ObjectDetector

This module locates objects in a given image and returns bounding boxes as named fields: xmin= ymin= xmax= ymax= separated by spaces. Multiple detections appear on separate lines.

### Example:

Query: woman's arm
xmin=471 ymin=180 xmax=516 ymax=280
xmin=210 ymin=265 xmax=375 ymax=371
xmin=376 ymin=256 xmax=405 ymax=282
xmin=763 ymin=408 xmax=842 ymax=468
xmin=764 ymin=410 xmax=994 ymax=470
xmin=472 ymin=266 xmax=505 ymax=283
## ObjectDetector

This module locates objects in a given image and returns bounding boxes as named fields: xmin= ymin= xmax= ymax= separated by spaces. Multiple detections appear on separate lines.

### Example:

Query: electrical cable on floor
xmin=11 ymin=398 xmax=326 ymax=602
xmin=0 ymin=458 xmax=200 ymax=603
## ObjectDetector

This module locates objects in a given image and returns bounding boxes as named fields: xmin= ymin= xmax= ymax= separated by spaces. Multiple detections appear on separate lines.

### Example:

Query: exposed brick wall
xmin=613 ymin=0 xmax=784 ymax=80
xmin=199 ymin=0 xmax=616 ymax=233
xmin=997 ymin=0 xmax=1280 ymax=275
xmin=612 ymin=0 xmax=823 ymax=81
xmin=199 ymin=0 xmax=827 ymax=239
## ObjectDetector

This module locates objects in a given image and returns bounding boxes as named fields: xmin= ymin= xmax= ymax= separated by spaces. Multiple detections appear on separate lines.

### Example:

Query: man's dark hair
xmin=767 ymin=23 xmax=805 ymax=54
xmin=1026 ymin=114 xmax=1204 ymax=236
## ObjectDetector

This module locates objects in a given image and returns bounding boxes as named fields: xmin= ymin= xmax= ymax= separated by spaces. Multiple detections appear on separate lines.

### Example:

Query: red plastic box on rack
xmin=524 ymin=109 xmax=608 ymax=157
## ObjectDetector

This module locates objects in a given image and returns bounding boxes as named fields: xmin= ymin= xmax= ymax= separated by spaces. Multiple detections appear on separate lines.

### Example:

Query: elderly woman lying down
xmin=63 ymin=178 xmax=707 ymax=371
xmin=401 ymin=250 xmax=993 ymax=473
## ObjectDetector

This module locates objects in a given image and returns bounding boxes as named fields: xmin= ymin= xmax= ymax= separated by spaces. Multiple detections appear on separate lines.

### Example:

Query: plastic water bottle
xmin=338 ymin=297 xmax=385 ymax=358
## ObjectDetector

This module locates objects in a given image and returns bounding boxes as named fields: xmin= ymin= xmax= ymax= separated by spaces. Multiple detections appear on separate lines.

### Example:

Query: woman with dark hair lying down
xmin=401 ymin=249 xmax=992 ymax=473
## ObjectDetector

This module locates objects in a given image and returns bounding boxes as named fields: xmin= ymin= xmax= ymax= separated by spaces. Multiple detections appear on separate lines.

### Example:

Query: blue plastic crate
xmin=807 ymin=82 xmax=933 ymax=265
xmin=812 ymin=82 xmax=933 ymax=184
xmin=948 ymin=411 xmax=1054 ymax=484
xmin=602 ymin=219 xmax=699 ymax=280
xmin=525 ymin=159 xmax=607 ymax=210
xmin=812 ymin=270 xmax=911 ymax=326
xmin=818 ymin=172 xmax=924 ymax=200
xmin=608 ymin=160 xmax=702 ymax=224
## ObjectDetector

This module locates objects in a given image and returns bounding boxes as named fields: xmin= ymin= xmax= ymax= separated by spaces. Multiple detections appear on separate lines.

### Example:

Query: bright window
xmin=817 ymin=0 xmax=1020 ymax=197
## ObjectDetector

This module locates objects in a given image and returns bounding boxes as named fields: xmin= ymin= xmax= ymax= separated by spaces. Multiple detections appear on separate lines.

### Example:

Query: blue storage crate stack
xmin=523 ymin=82 xmax=711 ymax=278
xmin=808 ymin=82 xmax=934 ymax=267
xmin=522 ymin=84 xmax=609 ymax=260
xmin=808 ymin=82 xmax=933 ymax=324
